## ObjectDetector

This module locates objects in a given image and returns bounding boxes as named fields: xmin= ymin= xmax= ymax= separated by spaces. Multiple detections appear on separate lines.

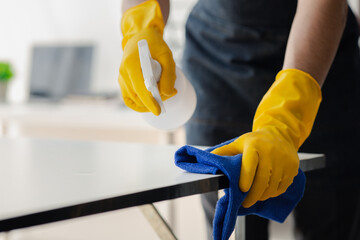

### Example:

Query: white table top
xmin=0 ymin=101 xmax=153 ymax=130
xmin=0 ymin=138 xmax=325 ymax=232
xmin=0 ymin=101 xmax=184 ymax=144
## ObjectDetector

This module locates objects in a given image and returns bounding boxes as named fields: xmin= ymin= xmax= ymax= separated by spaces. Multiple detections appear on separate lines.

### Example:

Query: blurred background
xmin=0 ymin=0 xmax=194 ymax=103
xmin=0 ymin=0 xmax=197 ymax=142
xmin=0 ymin=0 xmax=359 ymax=239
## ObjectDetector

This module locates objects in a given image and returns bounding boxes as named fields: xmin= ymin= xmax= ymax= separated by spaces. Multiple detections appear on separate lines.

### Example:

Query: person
xmin=118 ymin=0 xmax=360 ymax=239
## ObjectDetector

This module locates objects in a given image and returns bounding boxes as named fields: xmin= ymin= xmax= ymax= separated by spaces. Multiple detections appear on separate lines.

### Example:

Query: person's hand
xmin=119 ymin=0 xmax=177 ymax=116
xmin=212 ymin=69 xmax=322 ymax=208
xmin=212 ymin=128 xmax=299 ymax=208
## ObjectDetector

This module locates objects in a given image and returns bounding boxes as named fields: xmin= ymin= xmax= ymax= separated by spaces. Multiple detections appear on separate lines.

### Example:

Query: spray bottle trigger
xmin=138 ymin=39 xmax=165 ymax=114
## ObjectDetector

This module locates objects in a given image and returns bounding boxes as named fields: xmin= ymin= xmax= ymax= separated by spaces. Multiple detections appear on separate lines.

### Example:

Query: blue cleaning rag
xmin=174 ymin=138 xmax=306 ymax=240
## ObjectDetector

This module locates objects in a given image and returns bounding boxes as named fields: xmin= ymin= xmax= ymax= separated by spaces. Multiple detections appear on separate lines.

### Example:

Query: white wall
xmin=0 ymin=0 xmax=195 ymax=103
xmin=0 ymin=0 xmax=123 ymax=102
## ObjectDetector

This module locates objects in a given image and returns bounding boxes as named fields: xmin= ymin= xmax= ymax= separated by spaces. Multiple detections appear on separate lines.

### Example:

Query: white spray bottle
xmin=138 ymin=39 xmax=197 ymax=130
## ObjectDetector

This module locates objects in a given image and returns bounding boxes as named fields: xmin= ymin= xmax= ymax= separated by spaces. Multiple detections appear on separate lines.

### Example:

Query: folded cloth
xmin=174 ymin=138 xmax=306 ymax=240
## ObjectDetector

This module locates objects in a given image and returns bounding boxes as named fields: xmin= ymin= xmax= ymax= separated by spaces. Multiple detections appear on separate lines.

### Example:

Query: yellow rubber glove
xmin=119 ymin=0 xmax=177 ymax=116
xmin=211 ymin=69 xmax=322 ymax=208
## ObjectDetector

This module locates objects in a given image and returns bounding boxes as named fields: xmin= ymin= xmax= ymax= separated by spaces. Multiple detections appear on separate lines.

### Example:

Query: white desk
xmin=0 ymin=138 xmax=325 ymax=239
xmin=0 ymin=102 xmax=185 ymax=144
xmin=0 ymin=138 xmax=226 ymax=232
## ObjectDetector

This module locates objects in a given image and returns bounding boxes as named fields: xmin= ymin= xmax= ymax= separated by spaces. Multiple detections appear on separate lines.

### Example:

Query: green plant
xmin=0 ymin=62 xmax=14 ymax=82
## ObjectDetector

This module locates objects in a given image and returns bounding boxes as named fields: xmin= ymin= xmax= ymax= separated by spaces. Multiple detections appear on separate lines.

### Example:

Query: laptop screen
xmin=29 ymin=45 xmax=94 ymax=101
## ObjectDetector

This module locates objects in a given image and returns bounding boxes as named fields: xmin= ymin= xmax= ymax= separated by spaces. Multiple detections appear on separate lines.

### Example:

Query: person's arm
xmin=118 ymin=0 xmax=176 ymax=116
xmin=122 ymin=0 xmax=170 ymax=24
xmin=283 ymin=0 xmax=348 ymax=86
xmin=213 ymin=0 xmax=346 ymax=208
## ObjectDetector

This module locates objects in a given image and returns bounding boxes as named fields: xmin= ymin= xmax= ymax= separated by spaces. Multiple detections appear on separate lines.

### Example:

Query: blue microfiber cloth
xmin=174 ymin=138 xmax=306 ymax=240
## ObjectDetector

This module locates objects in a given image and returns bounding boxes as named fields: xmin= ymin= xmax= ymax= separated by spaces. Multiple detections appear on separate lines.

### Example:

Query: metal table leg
xmin=139 ymin=204 xmax=177 ymax=240
xmin=235 ymin=216 xmax=245 ymax=240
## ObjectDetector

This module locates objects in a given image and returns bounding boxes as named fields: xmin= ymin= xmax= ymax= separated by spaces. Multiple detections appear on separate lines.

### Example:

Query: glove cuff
xmin=253 ymin=69 xmax=322 ymax=149
xmin=121 ymin=0 xmax=165 ymax=49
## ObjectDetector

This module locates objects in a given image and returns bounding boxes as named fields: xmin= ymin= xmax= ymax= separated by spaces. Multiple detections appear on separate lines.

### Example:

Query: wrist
xmin=121 ymin=0 xmax=165 ymax=47
xmin=278 ymin=69 xmax=320 ymax=89
xmin=253 ymin=69 xmax=322 ymax=148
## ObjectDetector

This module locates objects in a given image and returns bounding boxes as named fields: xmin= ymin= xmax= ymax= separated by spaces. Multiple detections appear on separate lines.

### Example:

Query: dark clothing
xmin=293 ymin=170 xmax=360 ymax=240
xmin=182 ymin=0 xmax=360 ymax=239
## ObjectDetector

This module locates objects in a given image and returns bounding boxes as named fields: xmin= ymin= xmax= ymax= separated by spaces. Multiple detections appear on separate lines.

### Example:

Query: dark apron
xmin=182 ymin=2 xmax=360 ymax=239
xmin=182 ymin=0 xmax=360 ymax=173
